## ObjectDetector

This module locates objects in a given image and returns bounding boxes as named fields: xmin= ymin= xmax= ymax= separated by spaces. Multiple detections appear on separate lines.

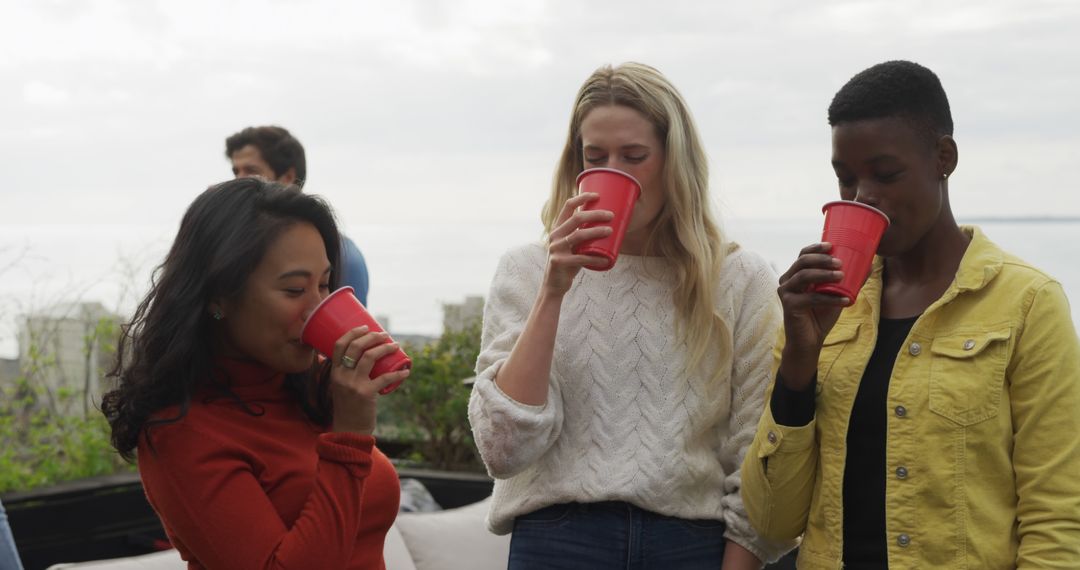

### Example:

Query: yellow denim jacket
xmin=741 ymin=226 xmax=1080 ymax=569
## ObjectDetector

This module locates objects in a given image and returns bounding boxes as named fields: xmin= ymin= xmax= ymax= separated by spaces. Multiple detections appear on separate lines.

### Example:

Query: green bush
xmin=0 ymin=315 xmax=132 ymax=494
xmin=0 ymin=378 xmax=133 ymax=494
xmin=0 ymin=311 xmax=487 ymax=493
xmin=377 ymin=320 xmax=484 ymax=472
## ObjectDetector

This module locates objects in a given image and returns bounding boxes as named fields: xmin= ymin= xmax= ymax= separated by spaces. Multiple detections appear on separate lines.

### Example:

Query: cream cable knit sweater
xmin=467 ymin=242 xmax=794 ymax=562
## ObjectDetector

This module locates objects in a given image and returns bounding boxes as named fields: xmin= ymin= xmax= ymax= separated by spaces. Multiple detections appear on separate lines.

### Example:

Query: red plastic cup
xmin=571 ymin=168 xmax=642 ymax=271
xmin=301 ymin=287 xmax=411 ymax=394
xmin=810 ymin=201 xmax=890 ymax=306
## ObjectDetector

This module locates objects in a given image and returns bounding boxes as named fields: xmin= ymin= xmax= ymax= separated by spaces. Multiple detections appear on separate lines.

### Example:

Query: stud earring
xmin=942 ymin=172 xmax=949 ymax=179
xmin=212 ymin=310 xmax=224 ymax=320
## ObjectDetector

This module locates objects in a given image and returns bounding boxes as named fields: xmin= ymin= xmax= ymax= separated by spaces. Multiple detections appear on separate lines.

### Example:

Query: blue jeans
xmin=509 ymin=501 xmax=726 ymax=569
xmin=0 ymin=499 xmax=24 ymax=570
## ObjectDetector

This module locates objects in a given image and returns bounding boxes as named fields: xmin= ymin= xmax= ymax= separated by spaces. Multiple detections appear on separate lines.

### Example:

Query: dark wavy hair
xmin=102 ymin=178 xmax=341 ymax=461
xmin=828 ymin=60 xmax=953 ymax=148
xmin=225 ymin=125 xmax=307 ymax=188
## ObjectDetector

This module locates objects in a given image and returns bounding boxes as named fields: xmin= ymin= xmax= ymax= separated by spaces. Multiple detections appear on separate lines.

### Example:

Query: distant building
xmin=442 ymin=297 xmax=484 ymax=389
xmin=0 ymin=357 xmax=18 ymax=386
xmin=17 ymin=302 xmax=122 ymax=415
xmin=442 ymin=295 xmax=484 ymax=333
xmin=374 ymin=314 xmax=391 ymax=334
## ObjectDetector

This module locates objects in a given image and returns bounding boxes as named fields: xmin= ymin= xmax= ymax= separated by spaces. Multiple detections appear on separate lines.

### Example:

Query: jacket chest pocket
xmin=928 ymin=328 xmax=1011 ymax=426
xmin=817 ymin=324 xmax=860 ymax=384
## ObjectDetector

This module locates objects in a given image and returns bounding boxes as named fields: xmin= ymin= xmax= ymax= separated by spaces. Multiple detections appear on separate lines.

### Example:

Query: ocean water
xmin=1 ymin=219 xmax=1077 ymax=358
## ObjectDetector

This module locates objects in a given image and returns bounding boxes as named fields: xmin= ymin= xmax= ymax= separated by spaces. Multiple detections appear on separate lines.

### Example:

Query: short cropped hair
xmin=828 ymin=60 xmax=953 ymax=146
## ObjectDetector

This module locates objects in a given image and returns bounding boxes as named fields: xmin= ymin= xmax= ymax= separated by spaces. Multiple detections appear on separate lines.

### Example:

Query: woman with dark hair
xmin=102 ymin=178 xmax=409 ymax=569
xmin=741 ymin=60 xmax=1080 ymax=568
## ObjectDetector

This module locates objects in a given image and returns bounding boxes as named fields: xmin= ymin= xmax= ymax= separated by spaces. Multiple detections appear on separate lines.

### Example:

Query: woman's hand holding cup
xmin=776 ymin=242 xmax=849 ymax=391
xmin=329 ymin=326 xmax=411 ymax=435
xmin=778 ymin=201 xmax=889 ymax=391
xmin=543 ymin=192 xmax=614 ymax=298
xmin=301 ymin=286 xmax=412 ymax=397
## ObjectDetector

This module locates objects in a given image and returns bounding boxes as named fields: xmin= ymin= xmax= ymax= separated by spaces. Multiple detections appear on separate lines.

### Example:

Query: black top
xmin=843 ymin=315 xmax=918 ymax=569
xmin=771 ymin=315 xmax=919 ymax=569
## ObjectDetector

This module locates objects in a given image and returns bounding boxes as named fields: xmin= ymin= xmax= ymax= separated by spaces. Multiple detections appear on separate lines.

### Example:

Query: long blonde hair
xmin=542 ymin=62 xmax=731 ymax=379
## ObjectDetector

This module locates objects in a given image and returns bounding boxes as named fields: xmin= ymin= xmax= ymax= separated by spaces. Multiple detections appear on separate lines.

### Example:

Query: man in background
xmin=225 ymin=125 xmax=370 ymax=305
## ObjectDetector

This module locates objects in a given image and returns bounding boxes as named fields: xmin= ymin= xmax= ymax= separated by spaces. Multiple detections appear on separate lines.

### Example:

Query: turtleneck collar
xmin=201 ymin=357 xmax=292 ymax=404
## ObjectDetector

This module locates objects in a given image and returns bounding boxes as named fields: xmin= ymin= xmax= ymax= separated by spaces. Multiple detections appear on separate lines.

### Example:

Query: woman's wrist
xmin=538 ymin=280 xmax=569 ymax=302
xmin=778 ymin=345 xmax=820 ymax=391
xmin=534 ymin=286 xmax=567 ymax=317
xmin=332 ymin=420 xmax=375 ymax=436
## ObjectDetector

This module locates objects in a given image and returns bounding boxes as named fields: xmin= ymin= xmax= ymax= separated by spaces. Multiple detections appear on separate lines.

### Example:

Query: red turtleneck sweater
xmin=136 ymin=359 xmax=399 ymax=569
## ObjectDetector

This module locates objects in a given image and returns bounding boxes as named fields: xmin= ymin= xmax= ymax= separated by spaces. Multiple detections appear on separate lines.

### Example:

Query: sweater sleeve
xmin=138 ymin=426 xmax=374 ymax=569
xmin=468 ymin=245 xmax=564 ymax=479
xmin=717 ymin=251 xmax=799 ymax=563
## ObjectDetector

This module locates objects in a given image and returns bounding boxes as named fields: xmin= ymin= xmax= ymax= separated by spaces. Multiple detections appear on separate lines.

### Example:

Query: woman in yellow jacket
xmin=741 ymin=60 xmax=1080 ymax=568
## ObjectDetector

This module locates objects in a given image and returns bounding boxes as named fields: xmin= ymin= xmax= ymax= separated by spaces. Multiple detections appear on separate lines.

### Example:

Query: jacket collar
xmin=859 ymin=225 xmax=1001 ymax=314
xmin=952 ymin=225 xmax=1003 ymax=292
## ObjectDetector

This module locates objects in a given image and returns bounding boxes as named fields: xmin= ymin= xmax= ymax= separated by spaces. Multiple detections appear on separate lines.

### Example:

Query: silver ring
xmin=340 ymin=355 xmax=358 ymax=369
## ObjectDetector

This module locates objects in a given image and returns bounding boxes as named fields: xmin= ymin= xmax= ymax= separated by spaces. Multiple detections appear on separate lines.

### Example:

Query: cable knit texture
xmin=468 ymin=241 xmax=795 ymax=563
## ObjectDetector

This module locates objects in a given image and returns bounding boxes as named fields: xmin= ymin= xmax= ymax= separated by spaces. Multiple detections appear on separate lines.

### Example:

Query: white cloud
xmin=23 ymin=80 xmax=71 ymax=106
xmin=1 ymin=0 xmax=1080 ymax=352
xmin=0 ymin=0 xmax=1076 ymax=225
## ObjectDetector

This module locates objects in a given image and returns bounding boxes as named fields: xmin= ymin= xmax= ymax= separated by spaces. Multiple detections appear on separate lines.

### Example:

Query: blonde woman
xmin=468 ymin=62 xmax=793 ymax=569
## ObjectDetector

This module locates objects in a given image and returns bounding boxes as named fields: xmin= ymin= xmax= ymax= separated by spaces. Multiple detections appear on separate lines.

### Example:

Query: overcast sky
xmin=2 ymin=0 xmax=1079 ymax=355
xmin=4 ymin=0 xmax=1079 ymax=229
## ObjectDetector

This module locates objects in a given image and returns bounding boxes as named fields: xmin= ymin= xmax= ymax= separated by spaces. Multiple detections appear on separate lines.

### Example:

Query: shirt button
xmin=896 ymin=466 xmax=908 ymax=479
xmin=963 ymin=339 xmax=976 ymax=350
xmin=895 ymin=405 xmax=907 ymax=417
xmin=908 ymin=342 xmax=922 ymax=356
xmin=898 ymin=533 xmax=911 ymax=547
xmin=767 ymin=431 xmax=777 ymax=444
